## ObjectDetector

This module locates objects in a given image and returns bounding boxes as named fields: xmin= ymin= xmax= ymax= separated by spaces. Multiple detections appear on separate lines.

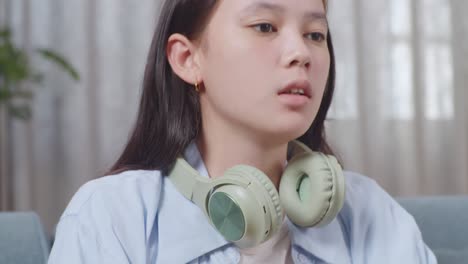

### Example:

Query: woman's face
xmin=197 ymin=0 xmax=330 ymax=143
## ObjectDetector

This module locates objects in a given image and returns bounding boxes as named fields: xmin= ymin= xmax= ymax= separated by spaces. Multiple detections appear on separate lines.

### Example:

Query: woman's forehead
xmin=217 ymin=0 xmax=328 ymax=13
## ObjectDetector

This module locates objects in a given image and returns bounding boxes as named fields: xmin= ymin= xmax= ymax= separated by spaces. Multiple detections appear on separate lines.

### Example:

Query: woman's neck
xmin=196 ymin=129 xmax=288 ymax=190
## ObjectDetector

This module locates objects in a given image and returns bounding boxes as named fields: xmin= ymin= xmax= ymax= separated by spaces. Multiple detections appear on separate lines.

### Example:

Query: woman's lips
xmin=277 ymin=80 xmax=312 ymax=98
xmin=277 ymin=80 xmax=312 ymax=108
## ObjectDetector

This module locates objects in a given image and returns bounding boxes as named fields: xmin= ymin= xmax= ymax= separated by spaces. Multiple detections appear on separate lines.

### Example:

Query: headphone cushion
xmin=279 ymin=152 xmax=345 ymax=227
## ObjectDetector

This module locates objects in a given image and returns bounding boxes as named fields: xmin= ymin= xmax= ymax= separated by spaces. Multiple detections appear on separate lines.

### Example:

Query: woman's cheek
xmin=314 ymin=52 xmax=330 ymax=86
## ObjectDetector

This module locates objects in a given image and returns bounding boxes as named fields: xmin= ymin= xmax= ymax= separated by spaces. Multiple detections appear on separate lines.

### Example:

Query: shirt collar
xmin=157 ymin=141 xmax=351 ymax=263
xmin=157 ymin=142 xmax=230 ymax=263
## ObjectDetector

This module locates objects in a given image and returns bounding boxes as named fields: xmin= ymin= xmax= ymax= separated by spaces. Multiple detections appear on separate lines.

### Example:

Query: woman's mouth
xmin=277 ymin=80 xmax=312 ymax=98
xmin=277 ymin=80 xmax=312 ymax=108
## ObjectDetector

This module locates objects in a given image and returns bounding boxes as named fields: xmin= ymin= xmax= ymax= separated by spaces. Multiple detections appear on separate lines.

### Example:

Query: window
xmin=421 ymin=0 xmax=454 ymax=120
xmin=385 ymin=0 xmax=414 ymax=120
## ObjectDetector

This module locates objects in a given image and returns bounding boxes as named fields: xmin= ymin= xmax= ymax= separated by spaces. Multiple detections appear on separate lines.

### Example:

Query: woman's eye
xmin=306 ymin=32 xmax=326 ymax=42
xmin=253 ymin=23 xmax=276 ymax=33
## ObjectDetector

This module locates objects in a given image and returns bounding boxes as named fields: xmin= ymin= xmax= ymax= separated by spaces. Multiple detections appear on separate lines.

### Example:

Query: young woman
xmin=48 ymin=0 xmax=436 ymax=263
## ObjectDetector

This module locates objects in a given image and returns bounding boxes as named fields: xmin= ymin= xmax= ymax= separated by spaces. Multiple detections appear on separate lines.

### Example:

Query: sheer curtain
xmin=327 ymin=0 xmax=468 ymax=196
xmin=0 ymin=0 xmax=160 ymax=234
xmin=1 ymin=0 xmax=467 ymax=236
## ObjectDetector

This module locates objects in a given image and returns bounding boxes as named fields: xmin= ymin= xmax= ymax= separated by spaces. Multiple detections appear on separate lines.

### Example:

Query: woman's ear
xmin=166 ymin=33 xmax=201 ymax=84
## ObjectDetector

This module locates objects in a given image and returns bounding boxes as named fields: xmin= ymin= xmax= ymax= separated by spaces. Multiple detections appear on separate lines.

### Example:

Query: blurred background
xmin=0 ymin=0 xmax=467 ymax=239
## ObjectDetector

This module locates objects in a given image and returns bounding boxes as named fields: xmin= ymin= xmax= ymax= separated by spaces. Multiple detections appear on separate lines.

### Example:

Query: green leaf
xmin=0 ymin=28 xmax=11 ymax=39
xmin=36 ymin=49 xmax=80 ymax=81
xmin=11 ymin=90 xmax=33 ymax=99
xmin=0 ymin=27 xmax=80 ymax=120
xmin=0 ymin=37 xmax=31 ymax=83
xmin=0 ymin=87 xmax=13 ymax=103
xmin=8 ymin=104 xmax=31 ymax=120
xmin=0 ymin=30 xmax=9 ymax=41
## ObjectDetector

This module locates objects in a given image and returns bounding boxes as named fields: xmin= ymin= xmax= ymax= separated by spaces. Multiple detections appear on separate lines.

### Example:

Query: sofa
xmin=397 ymin=196 xmax=468 ymax=263
xmin=0 ymin=196 xmax=467 ymax=263
xmin=0 ymin=212 xmax=49 ymax=264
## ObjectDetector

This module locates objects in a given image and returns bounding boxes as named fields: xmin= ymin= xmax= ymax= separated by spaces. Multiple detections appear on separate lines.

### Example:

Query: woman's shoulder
xmin=341 ymin=170 xmax=401 ymax=218
xmin=339 ymin=171 xmax=436 ymax=262
xmin=342 ymin=170 xmax=395 ymax=205
xmin=61 ymin=169 xmax=164 ymax=218
xmin=343 ymin=170 xmax=382 ymax=192
xmin=340 ymin=170 xmax=417 ymax=234
xmin=50 ymin=170 xmax=164 ymax=263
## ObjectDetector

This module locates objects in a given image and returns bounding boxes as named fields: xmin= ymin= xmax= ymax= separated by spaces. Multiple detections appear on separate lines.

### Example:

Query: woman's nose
xmin=281 ymin=34 xmax=311 ymax=70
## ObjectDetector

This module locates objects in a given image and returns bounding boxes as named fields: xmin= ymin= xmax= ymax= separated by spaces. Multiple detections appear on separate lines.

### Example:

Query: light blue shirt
xmin=48 ymin=143 xmax=437 ymax=263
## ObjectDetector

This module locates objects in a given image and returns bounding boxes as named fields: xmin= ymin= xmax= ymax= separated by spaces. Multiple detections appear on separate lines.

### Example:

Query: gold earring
xmin=194 ymin=82 xmax=200 ymax=93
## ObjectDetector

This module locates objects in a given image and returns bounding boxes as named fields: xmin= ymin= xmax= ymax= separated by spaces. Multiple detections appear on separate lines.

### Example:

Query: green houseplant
xmin=0 ymin=27 xmax=79 ymax=210
xmin=0 ymin=28 xmax=79 ymax=119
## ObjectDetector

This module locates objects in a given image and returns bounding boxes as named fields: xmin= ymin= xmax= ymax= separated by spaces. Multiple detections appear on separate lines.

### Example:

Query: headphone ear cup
xmin=233 ymin=165 xmax=284 ymax=237
xmin=209 ymin=165 xmax=283 ymax=248
xmin=207 ymin=184 xmax=264 ymax=248
xmin=279 ymin=152 xmax=345 ymax=227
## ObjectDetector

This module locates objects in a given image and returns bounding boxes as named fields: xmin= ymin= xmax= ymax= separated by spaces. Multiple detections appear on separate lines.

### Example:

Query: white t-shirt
xmin=239 ymin=218 xmax=293 ymax=264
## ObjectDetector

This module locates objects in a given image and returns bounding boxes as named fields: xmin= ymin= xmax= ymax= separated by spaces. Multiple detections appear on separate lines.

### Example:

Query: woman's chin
xmin=257 ymin=121 xmax=312 ymax=144
xmin=280 ymin=116 xmax=313 ymax=134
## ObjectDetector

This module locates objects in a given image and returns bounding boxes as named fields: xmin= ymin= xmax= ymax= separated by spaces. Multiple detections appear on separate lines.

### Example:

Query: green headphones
xmin=168 ymin=140 xmax=345 ymax=248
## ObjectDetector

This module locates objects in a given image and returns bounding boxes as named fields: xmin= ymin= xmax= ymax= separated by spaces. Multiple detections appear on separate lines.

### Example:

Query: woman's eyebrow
xmin=239 ymin=2 xmax=328 ymax=27
xmin=239 ymin=2 xmax=285 ymax=18
xmin=241 ymin=2 xmax=284 ymax=16
xmin=304 ymin=12 xmax=329 ymax=28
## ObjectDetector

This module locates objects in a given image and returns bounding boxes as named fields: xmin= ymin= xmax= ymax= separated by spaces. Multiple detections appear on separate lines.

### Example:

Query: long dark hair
xmin=107 ymin=0 xmax=337 ymax=175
